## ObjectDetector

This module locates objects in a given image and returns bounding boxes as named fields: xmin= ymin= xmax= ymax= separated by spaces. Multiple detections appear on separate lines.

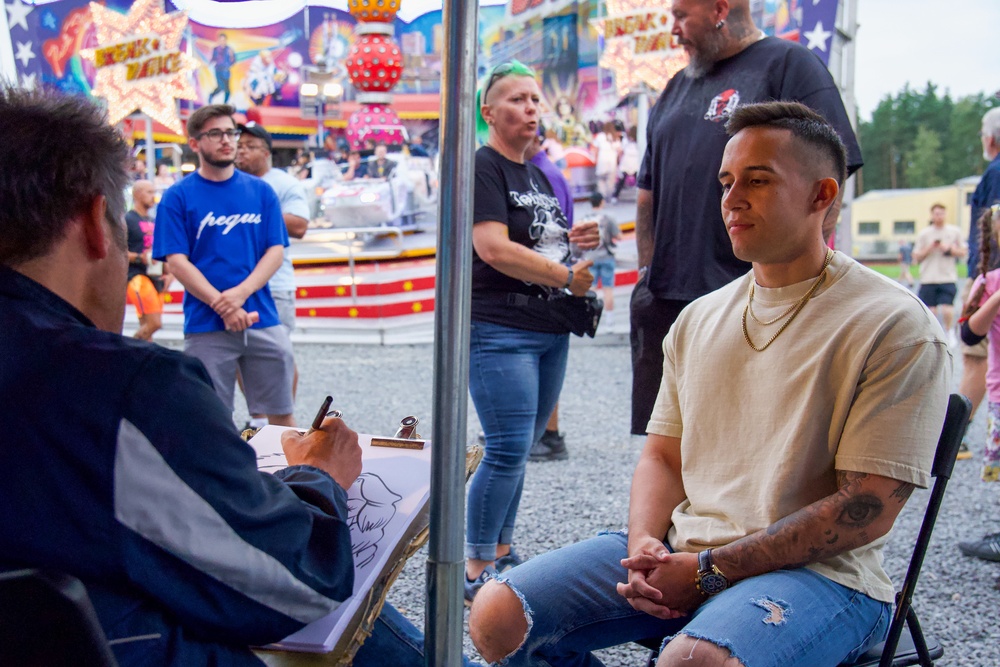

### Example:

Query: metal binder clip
xmin=394 ymin=415 xmax=420 ymax=440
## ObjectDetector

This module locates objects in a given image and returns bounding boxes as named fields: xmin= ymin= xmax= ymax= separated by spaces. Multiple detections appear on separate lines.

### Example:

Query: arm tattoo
xmin=714 ymin=471 xmax=904 ymax=580
xmin=835 ymin=494 xmax=884 ymax=529
xmin=890 ymin=482 xmax=915 ymax=503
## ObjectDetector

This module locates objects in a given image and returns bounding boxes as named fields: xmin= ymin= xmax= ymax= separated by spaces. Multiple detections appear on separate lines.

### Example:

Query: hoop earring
xmin=715 ymin=20 xmax=725 ymax=30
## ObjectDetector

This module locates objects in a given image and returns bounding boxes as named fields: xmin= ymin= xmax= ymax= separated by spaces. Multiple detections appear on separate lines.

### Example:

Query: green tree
xmin=857 ymin=84 xmax=997 ymax=193
xmin=905 ymin=125 xmax=942 ymax=187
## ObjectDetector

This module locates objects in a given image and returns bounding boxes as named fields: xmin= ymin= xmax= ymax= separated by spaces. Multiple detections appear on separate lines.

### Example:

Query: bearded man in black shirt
xmin=629 ymin=0 xmax=863 ymax=435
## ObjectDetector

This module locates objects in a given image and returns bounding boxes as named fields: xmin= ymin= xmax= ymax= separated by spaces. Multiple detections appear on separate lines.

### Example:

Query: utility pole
xmin=829 ymin=0 xmax=859 ymax=254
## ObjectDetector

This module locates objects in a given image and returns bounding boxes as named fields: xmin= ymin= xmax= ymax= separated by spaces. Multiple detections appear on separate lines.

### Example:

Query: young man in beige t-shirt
xmin=913 ymin=203 xmax=967 ymax=340
xmin=469 ymin=102 xmax=951 ymax=667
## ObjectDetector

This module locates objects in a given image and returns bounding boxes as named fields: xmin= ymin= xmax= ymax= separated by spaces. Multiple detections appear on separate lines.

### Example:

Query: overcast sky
xmin=854 ymin=0 xmax=999 ymax=121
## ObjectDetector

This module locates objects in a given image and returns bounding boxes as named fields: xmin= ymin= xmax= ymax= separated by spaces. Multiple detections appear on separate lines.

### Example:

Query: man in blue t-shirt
xmin=153 ymin=104 xmax=295 ymax=426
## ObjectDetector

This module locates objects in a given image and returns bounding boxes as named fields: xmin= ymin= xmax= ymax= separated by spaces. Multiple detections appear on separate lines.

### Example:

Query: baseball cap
xmin=237 ymin=121 xmax=272 ymax=151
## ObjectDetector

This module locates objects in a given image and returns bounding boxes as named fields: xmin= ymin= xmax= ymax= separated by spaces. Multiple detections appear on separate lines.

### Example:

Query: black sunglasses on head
xmin=482 ymin=63 xmax=518 ymax=103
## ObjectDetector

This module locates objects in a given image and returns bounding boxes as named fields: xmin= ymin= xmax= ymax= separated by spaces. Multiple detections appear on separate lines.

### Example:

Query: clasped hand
xmin=222 ymin=309 xmax=259 ymax=332
xmin=616 ymin=538 xmax=704 ymax=619
xmin=212 ymin=286 xmax=258 ymax=331
xmin=212 ymin=286 xmax=249 ymax=319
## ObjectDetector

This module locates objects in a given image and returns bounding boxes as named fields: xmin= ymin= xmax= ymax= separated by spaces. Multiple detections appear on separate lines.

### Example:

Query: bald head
xmin=132 ymin=180 xmax=156 ymax=214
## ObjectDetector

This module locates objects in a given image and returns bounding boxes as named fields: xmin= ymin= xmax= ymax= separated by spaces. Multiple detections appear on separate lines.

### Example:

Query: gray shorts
xmin=184 ymin=326 xmax=294 ymax=416
xmin=272 ymin=290 xmax=296 ymax=333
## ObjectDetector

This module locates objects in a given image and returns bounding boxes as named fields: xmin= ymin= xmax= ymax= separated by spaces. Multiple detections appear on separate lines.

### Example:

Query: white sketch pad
xmin=247 ymin=425 xmax=432 ymax=652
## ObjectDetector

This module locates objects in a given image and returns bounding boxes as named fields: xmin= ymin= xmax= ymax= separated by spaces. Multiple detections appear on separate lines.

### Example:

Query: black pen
xmin=308 ymin=395 xmax=333 ymax=434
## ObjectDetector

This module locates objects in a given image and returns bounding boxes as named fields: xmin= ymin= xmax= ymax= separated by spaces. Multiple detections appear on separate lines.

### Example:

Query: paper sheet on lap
xmin=248 ymin=426 xmax=432 ymax=652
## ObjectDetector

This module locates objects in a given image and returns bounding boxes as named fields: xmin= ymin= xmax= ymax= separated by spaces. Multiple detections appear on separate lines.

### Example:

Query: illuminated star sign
xmin=81 ymin=0 xmax=198 ymax=135
xmin=591 ymin=0 xmax=686 ymax=95
xmin=5 ymin=0 xmax=32 ymax=32
xmin=803 ymin=20 xmax=832 ymax=52
xmin=14 ymin=40 xmax=34 ymax=68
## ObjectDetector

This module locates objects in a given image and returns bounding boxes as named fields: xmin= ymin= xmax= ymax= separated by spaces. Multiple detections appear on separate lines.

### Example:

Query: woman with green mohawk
xmin=463 ymin=60 xmax=600 ymax=604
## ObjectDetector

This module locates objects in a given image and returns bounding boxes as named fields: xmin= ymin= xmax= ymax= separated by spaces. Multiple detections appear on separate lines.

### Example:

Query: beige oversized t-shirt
xmin=647 ymin=252 xmax=952 ymax=602
xmin=914 ymin=224 xmax=965 ymax=284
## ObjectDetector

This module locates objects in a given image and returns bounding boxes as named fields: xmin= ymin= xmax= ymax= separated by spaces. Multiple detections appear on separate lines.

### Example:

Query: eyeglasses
xmin=482 ymin=63 xmax=517 ymax=104
xmin=196 ymin=128 xmax=241 ymax=142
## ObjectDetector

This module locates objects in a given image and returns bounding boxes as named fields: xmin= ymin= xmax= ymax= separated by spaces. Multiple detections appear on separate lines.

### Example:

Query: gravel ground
xmin=216 ymin=334 xmax=1000 ymax=666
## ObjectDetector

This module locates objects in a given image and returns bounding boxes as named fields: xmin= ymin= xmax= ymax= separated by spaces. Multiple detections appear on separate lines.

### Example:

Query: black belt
xmin=475 ymin=292 xmax=553 ymax=306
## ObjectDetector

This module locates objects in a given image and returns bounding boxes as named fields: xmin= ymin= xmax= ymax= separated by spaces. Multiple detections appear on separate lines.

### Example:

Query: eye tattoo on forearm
xmin=836 ymin=494 xmax=884 ymax=529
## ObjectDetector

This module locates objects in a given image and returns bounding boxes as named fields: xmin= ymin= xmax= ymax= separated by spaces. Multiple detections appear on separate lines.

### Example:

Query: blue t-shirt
xmin=968 ymin=155 xmax=1000 ymax=277
xmin=153 ymin=170 xmax=287 ymax=333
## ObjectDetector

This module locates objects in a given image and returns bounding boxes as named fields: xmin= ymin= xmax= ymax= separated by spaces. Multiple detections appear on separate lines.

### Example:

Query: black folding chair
xmin=845 ymin=393 xmax=970 ymax=667
xmin=645 ymin=393 xmax=971 ymax=667
xmin=0 ymin=568 xmax=119 ymax=667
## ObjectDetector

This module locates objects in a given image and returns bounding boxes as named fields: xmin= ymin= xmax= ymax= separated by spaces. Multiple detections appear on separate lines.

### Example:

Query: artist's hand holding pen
xmin=281 ymin=395 xmax=362 ymax=490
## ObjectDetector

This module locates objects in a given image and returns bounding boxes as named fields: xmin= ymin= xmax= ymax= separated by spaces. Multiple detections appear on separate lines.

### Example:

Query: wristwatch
xmin=695 ymin=549 xmax=729 ymax=597
xmin=563 ymin=268 xmax=574 ymax=289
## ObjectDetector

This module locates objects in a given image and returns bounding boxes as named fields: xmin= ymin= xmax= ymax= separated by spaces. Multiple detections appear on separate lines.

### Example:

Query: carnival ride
xmin=291 ymin=151 xmax=438 ymax=265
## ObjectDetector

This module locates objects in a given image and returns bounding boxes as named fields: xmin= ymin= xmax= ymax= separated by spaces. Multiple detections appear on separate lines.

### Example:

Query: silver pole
xmin=637 ymin=84 xmax=650 ymax=167
xmin=145 ymin=114 xmax=156 ymax=181
xmin=426 ymin=0 xmax=478 ymax=664
xmin=831 ymin=0 xmax=858 ymax=253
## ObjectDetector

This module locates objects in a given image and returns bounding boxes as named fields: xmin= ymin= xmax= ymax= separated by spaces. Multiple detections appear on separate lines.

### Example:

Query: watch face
xmin=700 ymin=572 xmax=728 ymax=596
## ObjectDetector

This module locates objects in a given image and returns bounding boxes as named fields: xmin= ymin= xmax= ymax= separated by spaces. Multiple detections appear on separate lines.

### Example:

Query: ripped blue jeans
xmin=492 ymin=532 xmax=891 ymax=667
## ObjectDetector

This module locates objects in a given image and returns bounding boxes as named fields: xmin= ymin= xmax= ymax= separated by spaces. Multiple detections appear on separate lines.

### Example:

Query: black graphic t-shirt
xmin=125 ymin=209 xmax=154 ymax=281
xmin=472 ymin=145 xmax=571 ymax=333
xmin=637 ymin=36 xmax=863 ymax=302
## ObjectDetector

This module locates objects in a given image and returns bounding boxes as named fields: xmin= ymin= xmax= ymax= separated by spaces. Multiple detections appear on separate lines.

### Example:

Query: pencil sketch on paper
xmin=347 ymin=473 xmax=403 ymax=568
xmin=245 ymin=426 xmax=432 ymax=653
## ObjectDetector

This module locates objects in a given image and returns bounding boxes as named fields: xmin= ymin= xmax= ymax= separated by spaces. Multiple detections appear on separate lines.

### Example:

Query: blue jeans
xmin=353 ymin=603 xmax=481 ymax=667
xmin=591 ymin=257 xmax=616 ymax=289
xmin=492 ymin=532 xmax=891 ymax=667
xmin=466 ymin=320 xmax=570 ymax=560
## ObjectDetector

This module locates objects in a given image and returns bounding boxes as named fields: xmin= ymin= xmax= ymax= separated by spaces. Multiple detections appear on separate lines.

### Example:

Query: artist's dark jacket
xmin=0 ymin=266 xmax=354 ymax=666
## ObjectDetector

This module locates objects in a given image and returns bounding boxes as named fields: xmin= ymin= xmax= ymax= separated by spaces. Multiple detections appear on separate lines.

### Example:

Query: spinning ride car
xmin=318 ymin=150 xmax=436 ymax=229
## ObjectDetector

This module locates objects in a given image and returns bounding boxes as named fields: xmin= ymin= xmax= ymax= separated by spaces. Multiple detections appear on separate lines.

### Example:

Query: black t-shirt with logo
xmin=125 ymin=209 xmax=153 ymax=281
xmin=637 ymin=36 xmax=863 ymax=302
xmin=472 ymin=145 xmax=571 ymax=333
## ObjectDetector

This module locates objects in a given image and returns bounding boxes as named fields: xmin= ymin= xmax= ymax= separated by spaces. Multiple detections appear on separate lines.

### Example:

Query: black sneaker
xmin=494 ymin=548 xmax=523 ymax=573
xmin=958 ymin=532 xmax=1000 ymax=562
xmin=956 ymin=440 xmax=972 ymax=460
xmin=464 ymin=565 xmax=496 ymax=607
xmin=529 ymin=430 xmax=568 ymax=462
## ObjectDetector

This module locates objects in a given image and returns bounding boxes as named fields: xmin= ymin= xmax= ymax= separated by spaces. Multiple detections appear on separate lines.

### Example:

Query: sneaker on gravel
xmin=958 ymin=532 xmax=1000 ymax=562
xmin=529 ymin=430 xmax=568 ymax=462
xmin=956 ymin=440 xmax=972 ymax=460
xmin=494 ymin=548 xmax=523 ymax=573
xmin=464 ymin=565 xmax=496 ymax=607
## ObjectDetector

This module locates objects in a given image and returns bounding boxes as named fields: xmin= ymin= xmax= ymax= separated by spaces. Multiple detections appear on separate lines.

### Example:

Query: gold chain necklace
xmin=741 ymin=250 xmax=834 ymax=352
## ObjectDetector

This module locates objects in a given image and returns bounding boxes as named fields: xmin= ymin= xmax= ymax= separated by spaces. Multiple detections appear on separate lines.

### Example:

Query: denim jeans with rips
xmin=490 ymin=532 xmax=891 ymax=667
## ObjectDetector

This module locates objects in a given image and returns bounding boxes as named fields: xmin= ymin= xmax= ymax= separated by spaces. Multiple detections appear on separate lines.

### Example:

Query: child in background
xmin=958 ymin=203 xmax=1000 ymax=483
xmin=585 ymin=192 xmax=621 ymax=331
xmin=898 ymin=240 xmax=914 ymax=287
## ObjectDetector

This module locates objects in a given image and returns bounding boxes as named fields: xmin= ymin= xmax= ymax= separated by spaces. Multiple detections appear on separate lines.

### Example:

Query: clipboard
xmin=247 ymin=426 xmax=482 ymax=665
